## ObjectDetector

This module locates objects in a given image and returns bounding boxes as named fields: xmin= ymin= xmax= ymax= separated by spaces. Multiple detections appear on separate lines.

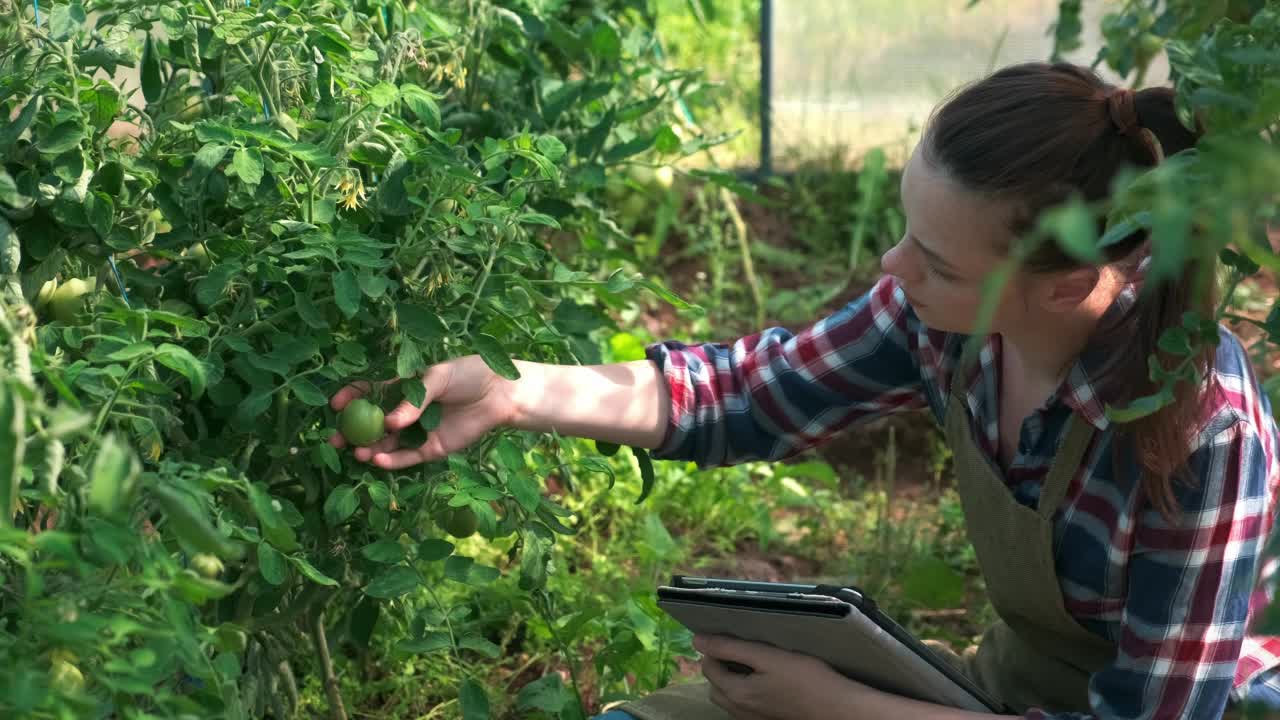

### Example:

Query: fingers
xmin=694 ymin=634 xmax=766 ymax=667
xmin=370 ymin=410 xmax=476 ymax=469
xmin=369 ymin=446 xmax=430 ymax=471
xmin=701 ymin=656 xmax=747 ymax=691
xmin=384 ymin=399 xmax=426 ymax=431
xmin=353 ymin=433 xmax=399 ymax=462
xmin=706 ymin=685 xmax=769 ymax=720
xmin=385 ymin=363 xmax=453 ymax=431
xmin=330 ymin=380 xmax=373 ymax=412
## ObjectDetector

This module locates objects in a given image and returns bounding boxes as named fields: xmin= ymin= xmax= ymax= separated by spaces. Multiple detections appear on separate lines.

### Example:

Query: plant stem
xmin=535 ymin=590 xmax=586 ymax=719
xmin=198 ymin=0 xmax=276 ymax=117
xmin=309 ymin=608 xmax=349 ymax=720
xmin=92 ymin=358 xmax=143 ymax=437
xmin=720 ymin=186 xmax=765 ymax=329
xmin=423 ymin=583 xmax=464 ymax=663
xmin=461 ymin=243 xmax=498 ymax=330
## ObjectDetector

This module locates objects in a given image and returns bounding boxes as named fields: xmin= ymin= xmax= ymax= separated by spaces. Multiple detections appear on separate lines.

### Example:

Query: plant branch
xmin=310 ymin=607 xmax=349 ymax=720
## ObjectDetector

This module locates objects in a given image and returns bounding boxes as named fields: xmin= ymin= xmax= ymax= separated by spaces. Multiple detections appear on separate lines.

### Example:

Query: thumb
xmin=385 ymin=363 xmax=453 ymax=430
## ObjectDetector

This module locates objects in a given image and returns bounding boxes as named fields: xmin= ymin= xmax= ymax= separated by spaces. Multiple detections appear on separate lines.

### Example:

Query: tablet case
xmin=657 ymin=575 xmax=1006 ymax=714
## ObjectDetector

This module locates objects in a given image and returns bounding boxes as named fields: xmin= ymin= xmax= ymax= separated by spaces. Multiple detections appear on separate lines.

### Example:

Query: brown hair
xmin=922 ymin=62 xmax=1213 ymax=517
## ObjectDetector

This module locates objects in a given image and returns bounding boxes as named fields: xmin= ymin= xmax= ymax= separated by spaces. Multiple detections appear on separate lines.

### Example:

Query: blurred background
xmin=656 ymin=0 xmax=1169 ymax=170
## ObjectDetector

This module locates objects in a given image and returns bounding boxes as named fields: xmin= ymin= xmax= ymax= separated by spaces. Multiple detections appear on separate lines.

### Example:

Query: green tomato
xmin=340 ymin=398 xmax=386 ymax=446
xmin=215 ymin=625 xmax=249 ymax=654
xmin=1136 ymin=32 xmax=1163 ymax=58
xmin=653 ymin=165 xmax=675 ymax=189
xmin=183 ymin=243 xmax=212 ymax=270
xmin=435 ymin=506 xmax=478 ymax=538
xmin=49 ymin=278 xmax=90 ymax=324
xmin=50 ymin=658 xmax=85 ymax=694
xmin=34 ymin=278 xmax=58 ymax=310
xmin=620 ymin=194 xmax=647 ymax=219
xmin=191 ymin=552 xmax=224 ymax=579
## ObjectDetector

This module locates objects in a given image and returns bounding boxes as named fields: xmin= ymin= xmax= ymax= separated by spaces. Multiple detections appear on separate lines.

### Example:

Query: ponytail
xmin=1105 ymin=85 xmax=1213 ymax=518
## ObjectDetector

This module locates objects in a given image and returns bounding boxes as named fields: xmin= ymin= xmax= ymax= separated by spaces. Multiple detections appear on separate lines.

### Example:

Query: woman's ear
xmin=1039 ymin=266 xmax=1101 ymax=313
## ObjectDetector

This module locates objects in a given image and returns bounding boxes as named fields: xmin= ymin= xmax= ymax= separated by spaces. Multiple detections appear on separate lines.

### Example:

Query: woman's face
xmin=880 ymin=145 xmax=1029 ymax=334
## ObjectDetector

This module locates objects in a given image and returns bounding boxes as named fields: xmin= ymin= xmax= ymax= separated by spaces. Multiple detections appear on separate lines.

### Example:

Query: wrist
xmin=500 ymin=359 xmax=538 ymax=430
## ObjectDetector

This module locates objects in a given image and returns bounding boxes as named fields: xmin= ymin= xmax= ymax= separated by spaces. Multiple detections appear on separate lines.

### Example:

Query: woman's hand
xmin=328 ymin=354 xmax=517 ymax=470
xmin=695 ymin=634 xmax=862 ymax=720
xmin=695 ymin=634 xmax=985 ymax=720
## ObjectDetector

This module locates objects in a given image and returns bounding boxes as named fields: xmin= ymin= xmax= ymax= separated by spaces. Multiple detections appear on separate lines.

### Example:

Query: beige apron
xmin=613 ymin=381 xmax=1116 ymax=718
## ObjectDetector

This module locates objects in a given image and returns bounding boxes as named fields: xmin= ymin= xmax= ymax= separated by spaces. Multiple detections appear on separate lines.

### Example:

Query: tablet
xmin=657 ymin=575 xmax=1007 ymax=714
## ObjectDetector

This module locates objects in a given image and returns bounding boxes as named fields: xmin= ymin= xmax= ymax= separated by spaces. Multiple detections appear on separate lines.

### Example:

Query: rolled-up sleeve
xmin=644 ymin=275 xmax=935 ymax=467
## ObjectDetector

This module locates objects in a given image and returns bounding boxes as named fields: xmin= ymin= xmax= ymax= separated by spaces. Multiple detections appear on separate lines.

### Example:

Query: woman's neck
xmin=1000 ymin=278 xmax=1122 ymax=389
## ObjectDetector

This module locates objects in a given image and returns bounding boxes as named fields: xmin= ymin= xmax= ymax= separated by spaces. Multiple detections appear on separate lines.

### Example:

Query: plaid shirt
xmin=644 ymin=274 xmax=1280 ymax=719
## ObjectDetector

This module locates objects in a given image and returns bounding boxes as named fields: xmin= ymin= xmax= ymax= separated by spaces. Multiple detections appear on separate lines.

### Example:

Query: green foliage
xmin=0 ymin=0 xmax=736 ymax=717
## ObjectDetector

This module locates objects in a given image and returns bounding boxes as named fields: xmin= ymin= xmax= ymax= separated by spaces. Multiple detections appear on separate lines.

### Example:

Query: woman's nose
xmin=881 ymin=238 xmax=914 ymax=281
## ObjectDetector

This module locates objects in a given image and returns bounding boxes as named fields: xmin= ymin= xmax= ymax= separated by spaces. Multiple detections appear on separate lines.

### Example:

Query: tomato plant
xmin=0 ymin=0 xmax=728 ymax=717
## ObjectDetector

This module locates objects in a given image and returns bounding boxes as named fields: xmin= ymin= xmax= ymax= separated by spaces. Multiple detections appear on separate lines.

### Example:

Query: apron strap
xmin=946 ymin=361 xmax=1095 ymax=522
xmin=1035 ymin=415 xmax=1095 ymax=521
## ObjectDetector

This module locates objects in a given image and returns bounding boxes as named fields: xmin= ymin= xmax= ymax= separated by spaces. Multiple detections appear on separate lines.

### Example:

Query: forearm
xmin=505 ymin=359 xmax=670 ymax=449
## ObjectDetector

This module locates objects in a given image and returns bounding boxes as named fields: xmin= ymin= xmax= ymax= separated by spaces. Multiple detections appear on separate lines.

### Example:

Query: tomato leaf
xmin=459 ymin=678 xmax=490 ymax=720
xmin=360 ymin=540 xmax=404 ymax=563
xmin=333 ymin=270 xmax=361 ymax=318
xmin=49 ymin=1 xmax=87 ymax=41
xmin=1104 ymin=387 xmax=1176 ymax=424
xmin=396 ymin=338 xmax=425 ymax=379
xmin=368 ymin=81 xmax=400 ymax=108
xmin=366 ymin=480 xmax=391 ymax=509
xmin=400 ymin=83 xmax=441 ymax=129
xmin=364 ymin=565 xmax=421 ymax=598
xmin=89 ymin=434 xmax=139 ymax=519
xmin=418 ymin=538 xmax=454 ymax=562
xmin=289 ymin=555 xmax=338 ymax=586
xmin=471 ymin=334 xmax=519 ymax=380
xmin=323 ymin=484 xmax=359 ymax=526
xmin=257 ymin=542 xmax=288 ymax=585
xmin=39 ymin=121 xmax=85 ymax=156
xmin=289 ymin=377 xmax=329 ymax=406
xmin=632 ymin=446 xmax=656 ymax=504
xmin=396 ymin=303 xmax=447 ymax=342
xmin=247 ymin=483 xmax=298 ymax=552
xmin=419 ymin=402 xmax=443 ymax=431
xmin=231 ymin=147 xmax=264 ymax=187
xmin=396 ymin=632 xmax=451 ymax=654
xmin=154 ymin=343 xmax=207 ymax=399
xmin=0 ymin=384 xmax=24 ymax=526
xmin=192 ymin=143 xmax=229 ymax=183
xmin=517 ymin=674 xmax=569 ymax=713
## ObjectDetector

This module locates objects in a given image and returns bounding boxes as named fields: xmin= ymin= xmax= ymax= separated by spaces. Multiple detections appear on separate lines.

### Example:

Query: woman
xmin=330 ymin=63 xmax=1280 ymax=719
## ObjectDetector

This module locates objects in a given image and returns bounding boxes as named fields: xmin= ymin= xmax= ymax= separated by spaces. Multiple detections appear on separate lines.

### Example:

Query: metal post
xmin=760 ymin=0 xmax=773 ymax=178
